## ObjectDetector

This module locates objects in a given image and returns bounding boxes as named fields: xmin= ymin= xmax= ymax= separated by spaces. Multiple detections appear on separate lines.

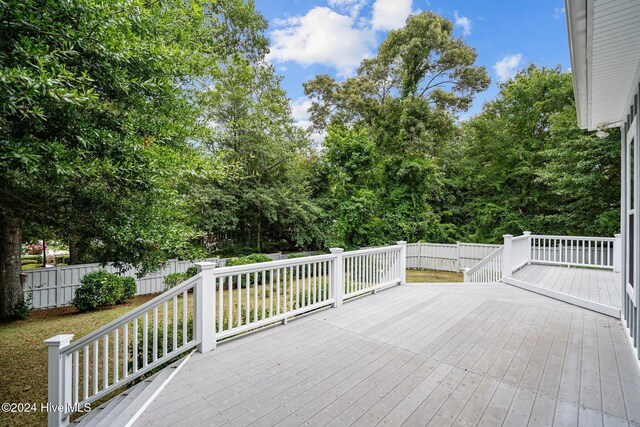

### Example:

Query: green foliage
xmin=72 ymin=270 xmax=136 ymax=312
xmin=454 ymin=65 xmax=620 ymax=241
xmin=0 ymin=0 xmax=269 ymax=307
xmin=163 ymin=266 xmax=198 ymax=291
xmin=305 ymin=12 xmax=490 ymax=248
xmin=226 ymin=253 xmax=273 ymax=267
xmin=7 ymin=300 xmax=30 ymax=321
xmin=287 ymin=252 xmax=324 ymax=259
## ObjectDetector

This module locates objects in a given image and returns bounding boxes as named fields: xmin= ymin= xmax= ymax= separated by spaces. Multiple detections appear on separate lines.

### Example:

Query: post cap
xmin=194 ymin=261 xmax=216 ymax=271
xmin=614 ymin=233 xmax=621 ymax=238
xmin=502 ymin=234 xmax=513 ymax=238
xmin=44 ymin=334 xmax=74 ymax=347
xmin=329 ymin=248 xmax=344 ymax=254
xmin=396 ymin=241 xmax=407 ymax=245
xmin=523 ymin=231 xmax=531 ymax=235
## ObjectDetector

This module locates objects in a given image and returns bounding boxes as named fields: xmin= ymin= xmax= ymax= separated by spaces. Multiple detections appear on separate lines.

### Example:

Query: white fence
xmin=24 ymin=252 xmax=309 ymax=310
xmin=406 ymin=242 xmax=500 ymax=272
xmin=45 ymin=243 xmax=407 ymax=426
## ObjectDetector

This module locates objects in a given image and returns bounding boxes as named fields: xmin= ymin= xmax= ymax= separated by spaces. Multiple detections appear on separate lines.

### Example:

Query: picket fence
xmin=406 ymin=242 xmax=500 ymax=272
xmin=23 ymin=252 xmax=307 ymax=310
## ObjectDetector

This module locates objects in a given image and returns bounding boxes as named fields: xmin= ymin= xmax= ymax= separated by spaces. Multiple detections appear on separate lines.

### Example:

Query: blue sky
xmin=253 ymin=0 xmax=570 ymax=133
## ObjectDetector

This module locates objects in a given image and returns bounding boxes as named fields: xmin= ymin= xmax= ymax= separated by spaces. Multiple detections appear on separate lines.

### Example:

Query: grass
xmin=407 ymin=268 xmax=463 ymax=283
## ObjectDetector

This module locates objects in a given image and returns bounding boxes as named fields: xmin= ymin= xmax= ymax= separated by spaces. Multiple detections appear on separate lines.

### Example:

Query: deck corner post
xmin=396 ymin=241 xmax=407 ymax=285
xmin=502 ymin=235 xmax=513 ymax=278
xmin=523 ymin=231 xmax=532 ymax=264
xmin=195 ymin=262 xmax=217 ymax=352
xmin=463 ymin=267 xmax=470 ymax=282
xmin=44 ymin=334 xmax=74 ymax=427
xmin=614 ymin=233 xmax=622 ymax=272
xmin=329 ymin=248 xmax=344 ymax=307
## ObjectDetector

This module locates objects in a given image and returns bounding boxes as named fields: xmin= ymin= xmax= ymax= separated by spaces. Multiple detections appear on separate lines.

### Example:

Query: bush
xmin=163 ymin=266 xmax=198 ymax=291
xmin=72 ymin=270 xmax=137 ymax=312
xmin=226 ymin=253 xmax=272 ymax=267
xmin=54 ymin=255 xmax=70 ymax=265
xmin=21 ymin=259 xmax=38 ymax=266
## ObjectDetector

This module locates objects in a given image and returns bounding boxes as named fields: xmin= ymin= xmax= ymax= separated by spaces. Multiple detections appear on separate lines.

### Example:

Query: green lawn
xmin=407 ymin=268 xmax=463 ymax=283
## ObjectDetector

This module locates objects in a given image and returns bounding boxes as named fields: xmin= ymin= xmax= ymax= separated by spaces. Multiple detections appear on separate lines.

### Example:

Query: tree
xmin=0 ymin=0 xmax=268 ymax=319
xmin=305 ymin=12 xmax=489 ymax=246
xmin=199 ymin=56 xmax=322 ymax=252
xmin=454 ymin=65 xmax=620 ymax=242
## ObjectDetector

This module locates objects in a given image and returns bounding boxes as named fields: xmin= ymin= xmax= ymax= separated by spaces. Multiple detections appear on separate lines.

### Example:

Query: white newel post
xmin=195 ymin=262 xmax=216 ymax=353
xmin=329 ymin=248 xmax=344 ymax=307
xmin=502 ymin=235 xmax=513 ymax=278
xmin=613 ymin=233 xmax=622 ymax=272
xmin=523 ymin=231 xmax=532 ymax=265
xmin=44 ymin=334 xmax=74 ymax=427
xmin=397 ymin=241 xmax=407 ymax=285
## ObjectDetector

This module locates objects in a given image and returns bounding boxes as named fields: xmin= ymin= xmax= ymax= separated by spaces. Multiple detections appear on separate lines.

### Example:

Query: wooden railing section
xmin=44 ymin=243 xmax=406 ymax=426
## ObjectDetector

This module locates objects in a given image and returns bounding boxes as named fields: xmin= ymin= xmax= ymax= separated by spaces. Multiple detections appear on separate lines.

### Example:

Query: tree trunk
xmin=69 ymin=239 xmax=80 ymax=264
xmin=0 ymin=216 xmax=23 ymax=320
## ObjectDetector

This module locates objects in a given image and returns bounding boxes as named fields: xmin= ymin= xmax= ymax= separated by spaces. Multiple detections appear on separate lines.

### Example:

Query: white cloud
xmin=328 ymin=0 xmax=366 ymax=17
xmin=291 ymin=97 xmax=313 ymax=123
xmin=291 ymin=97 xmax=327 ymax=145
xmin=453 ymin=11 xmax=471 ymax=36
xmin=554 ymin=7 xmax=565 ymax=19
xmin=267 ymin=7 xmax=376 ymax=76
xmin=493 ymin=53 xmax=523 ymax=82
xmin=371 ymin=0 xmax=413 ymax=31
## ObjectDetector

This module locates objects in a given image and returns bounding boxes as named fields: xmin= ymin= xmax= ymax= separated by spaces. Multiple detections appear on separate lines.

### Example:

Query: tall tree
xmin=0 ymin=0 xmax=268 ymax=319
xmin=305 ymin=12 xmax=489 ymax=246
xmin=199 ymin=56 xmax=322 ymax=252
xmin=455 ymin=65 xmax=620 ymax=242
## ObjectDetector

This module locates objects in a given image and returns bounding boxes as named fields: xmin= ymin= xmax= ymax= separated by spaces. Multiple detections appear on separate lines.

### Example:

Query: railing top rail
xmin=212 ymin=253 xmax=336 ymax=276
xmin=531 ymin=234 xmax=616 ymax=242
xmin=62 ymin=273 xmax=202 ymax=354
xmin=465 ymin=245 xmax=504 ymax=275
xmin=512 ymin=235 xmax=530 ymax=242
xmin=343 ymin=245 xmax=402 ymax=258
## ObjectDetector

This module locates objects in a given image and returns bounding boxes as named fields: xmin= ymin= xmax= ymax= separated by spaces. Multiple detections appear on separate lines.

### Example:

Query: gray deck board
xmin=513 ymin=264 xmax=621 ymax=309
xmin=134 ymin=283 xmax=640 ymax=427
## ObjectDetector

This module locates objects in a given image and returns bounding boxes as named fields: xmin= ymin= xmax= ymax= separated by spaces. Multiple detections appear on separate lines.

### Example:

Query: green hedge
xmin=72 ymin=270 xmax=137 ymax=312
xmin=226 ymin=253 xmax=272 ymax=267
xmin=163 ymin=266 xmax=198 ymax=291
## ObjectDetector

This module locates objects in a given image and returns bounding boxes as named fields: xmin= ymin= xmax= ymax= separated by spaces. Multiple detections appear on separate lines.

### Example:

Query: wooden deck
xmin=507 ymin=264 xmax=621 ymax=317
xmin=134 ymin=283 xmax=640 ymax=427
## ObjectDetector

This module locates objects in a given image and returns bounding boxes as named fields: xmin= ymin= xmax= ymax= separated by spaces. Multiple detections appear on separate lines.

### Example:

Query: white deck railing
xmin=44 ymin=243 xmax=406 ymax=426
xmin=463 ymin=232 xmax=621 ymax=284
xmin=530 ymin=234 xmax=616 ymax=269
xmin=463 ymin=246 xmax=504 ymax=283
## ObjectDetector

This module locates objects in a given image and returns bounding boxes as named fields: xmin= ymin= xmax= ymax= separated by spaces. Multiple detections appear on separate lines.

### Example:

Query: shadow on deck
xmin=134 ymin=283 xmax=640 ymax=427
xmin=505 ymin=265 xmax=621 ymax=318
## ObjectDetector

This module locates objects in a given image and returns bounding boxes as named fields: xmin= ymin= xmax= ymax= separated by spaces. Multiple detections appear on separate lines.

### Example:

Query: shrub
xmin=72 ymin=270 xmax=137 ymax=312
xmin=226 ymin=253 xmax=272 ymax=267
xmin=22 ymin=255 xmax=42 ymax=262
xmin=54 ymin=255 xmax=70 ymax=265
xmin=163 ymin=266 xmax=198 ymax=291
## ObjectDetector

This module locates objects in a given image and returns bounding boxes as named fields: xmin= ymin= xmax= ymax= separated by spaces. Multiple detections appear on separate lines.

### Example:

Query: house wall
xmin=621 ymin=82 xmax=640 ymax=364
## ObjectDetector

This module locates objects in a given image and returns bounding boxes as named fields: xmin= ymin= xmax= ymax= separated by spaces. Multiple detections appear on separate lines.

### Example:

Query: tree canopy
xmin=0 ymin=5 xmax=621 ymax=320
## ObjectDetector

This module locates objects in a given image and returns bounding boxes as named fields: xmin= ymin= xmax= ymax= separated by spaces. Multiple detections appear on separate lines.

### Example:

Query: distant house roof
xmin=566 ymin=0 xmax=640 ymax=130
